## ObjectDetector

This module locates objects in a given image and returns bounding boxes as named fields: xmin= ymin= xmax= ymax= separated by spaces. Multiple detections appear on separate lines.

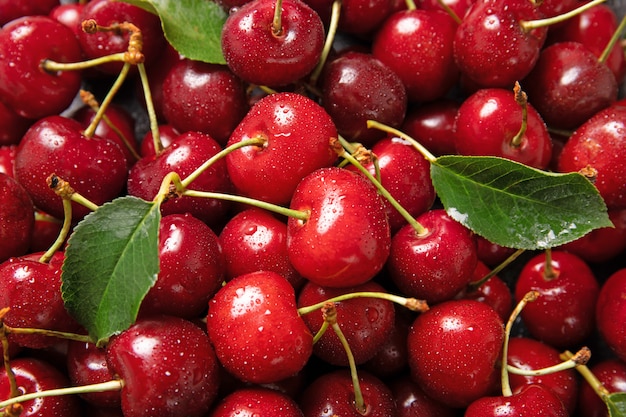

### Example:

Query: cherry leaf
xmin=121 ymin=0 xmax=227 ymax=64
xmin=61 ymin=196 xmax=160 ymax=347
xmin=608 ymin=392 xmax=626 ymax=417
xmin=430 ymin=155 xmax=612 ymax=250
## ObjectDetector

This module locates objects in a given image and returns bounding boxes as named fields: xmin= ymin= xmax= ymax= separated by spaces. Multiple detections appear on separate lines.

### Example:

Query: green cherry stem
xmin=137 ymin=61 xmax=163 ymax=155
xmin=366 ymin=120 xmax=437 ymax=163
xmin=312 ymin=320 xmax=330 ymax=344
xmin=0 ymin=308 xmax=19 ymax=400
xmin=297 ymin=291 xmax=429 ymax=316
xmin=560 ymin=349 xmax=612 ymax=403
xmin=520 ymin=0 xmax=606 ymax=31
xmin=599 ymin=14 xmax=626 ymax=64
xmin=436 ymin=0 xmax=461 ymax=24
xmin=507 ymin=346 xmax=590 ymax=376
xmin=272 ymin=0 xmax=284 ymax=36
xmin=309 ymin=0 xmax=341 ymax=86
xmin=467 ymin=248 xmax=525 ymax=291
xmin=39 ymin=178 xmax=73 ymax=264
xmin=2 ymin=324 xmax=92 ymax=344
xmin=45 ymin=174 xmax=99 ymax=213
xmin=41 ymin=52 xmax=127 ymax=73
xmin=510 ymin=82 xmax=528 ymax=148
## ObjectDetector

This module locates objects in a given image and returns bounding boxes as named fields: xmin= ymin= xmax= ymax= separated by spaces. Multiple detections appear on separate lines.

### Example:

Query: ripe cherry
xmin=389 ymin=375 xmax=457 ymax=417
xmin=210 ymin=387 xmax=304 ymax=417
xmin=464 ymin=383 xmax=568 ymax=417
xmin=400 ymin=98 xmax=459 ymax=157
xmin=0 ymin=100 xmax=32 ymax=147
xmin=0 ymin=0 xmax=61 ymax=26
xmin=596 ymin=268 xmax=626 ymax=362
xmin=577 ymin=358 xmax=626 ymax=417
xmin=0 ymin=172 xmax=34 ymax=263
xmin=455 ymin=260 xmax=513 ymax=322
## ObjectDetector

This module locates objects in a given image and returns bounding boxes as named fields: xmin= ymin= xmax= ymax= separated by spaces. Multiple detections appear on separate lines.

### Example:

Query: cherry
xmin=139 ymin=213 xmax=225 ymax=319
xmin=418 ymin=0 xmax=474 ymax=22
xmin=219 ymin=208 xmax=305 ymax=290
xmin=29 ymin=209 xmax=63 ymax=254
xmin=49 ymin=2 xmax=84 ymax=37
xmin=206 ymin=270 xmax=313 ymax=384
xmin=225 ymin=92 xmax=338 ymax=205
xmin=0 ymin=0 xmax=60 ymax=26
xmin=106 ymin=315 xmax=221 ymax=417
xmin=0 ymin=145 xmax=17 ymax=177
xmin=475 ymin=235 xmax=517 ymax=267
xmin=464 ymin=383 xmax=568 ymax=417
xmin=455 ymin=260 xmax=513 ymax=322
xmin=287 ymin=167 xmax=391 ymax=288
xmin=161 ymin=59 xmax=249 ymax=146
xmin=0 ymin=357 xmax=81 ymax=417
xmin=0 ymin=100 xmax=32 ymax=147
xmin=320 ymin=51 xmax=407 ymax=147
xmin=596 ymin=268 xmax=626 ymax=362
xmin=523 ymin=41 xmax=618 ymax=130
xmin=407 ymin=299 xmax=504 ymax=408
xmin=577 ymin=358 xmax=626 ymax=417
xmin=400 ymin=98 xmax=459 ymax=157
xmin=453 ymin=0 xmax=547 ymax=88
xmin=0 ymin=252 xmax=81 ymax=349
xmin=453 ymin=85 xmax=553 ymax=169
xmin=387 ymin=208 xmax=478 ymax=304
xmin=127 ymin=130 xmax=233 ymax=230
xmin=557 ymin=104 xmax=626 ymax=210
xmin=14 ymin=115 xmax=128 ymax=222
xmin=221 ymin=0 xmax=325 ymax=87
xmin=139 ymin=124 xmax=179 ymax=158
xmin=0 ymin=16 xmax=83 ymax=120
xmin=297 ymin=280 xmax=396 ymax=366
xmin=389 ymin=375 xmax=457 ymax=417
xmin=372 ymin=9 xmax=459 ymax=103
xmin=209 ymin=387 xmax=304 ymax=417
xmin=348 ymin=135 xmax=435 ymax=234
xmin=0 ymin=172 xmax=34 ymax=263
xmin=298 ymin=369 xmax=397 ymax=417
xmin=507 ymin=337 xmax=579 ymax=414
xmin=335 ymin=0 xmax=396 ymax=36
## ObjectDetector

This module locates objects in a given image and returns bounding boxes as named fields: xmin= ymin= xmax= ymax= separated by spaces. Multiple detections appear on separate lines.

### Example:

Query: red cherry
xmin=400 ymin=98 xmax=459 ymax=157
xmin=464 ymin=384 xmax=568 ymax=417
xmin=29 ymin=209 xmax=63 ymax=254
xmin=106 ymin=316 xmax=221 ymax=417
xmin=139 ymin=124 xmax=179 ymax=158
xmin=206 ymin=271 xmax=313 ymax=384
xmin=226 ymin=92 xmax=338 ymax=205
xmin=455 ymin=260 xmax=513 ymax=322
xmin=0 ymin=100 xmax=32 ymax=147
xmin=407 ymin=299 xmax=504 ymax=408
xmin=418 ymin=0 xmax=474 ymax=21
xmin=389 ymin=375 xmax=457 ymax=417
xmin=0 ymin=0 xmax=61 ymax=26
xmin=221 ymin=0 xmax=325 ymax=87
xmin=577 ymin=358 xmax=626 ymax=417
xmin=0 ymin=172 xmax=34 ymax=263
xmin=287 ymin=167 xmax=391 ymax=288
xmin=475 ymin=235 xmax=517 ymax=267
xmin=515 ymin=251 xmax=599 ymax=349
xmin=49 ymin=2 xmax=84 ymax=37
xmin=0 ymin=145 xmax=17 ymax=177
xmin=596 ymin=268 xmax=626 ymax=362
xmin=209 ymin=387 xmax=304 ymax=417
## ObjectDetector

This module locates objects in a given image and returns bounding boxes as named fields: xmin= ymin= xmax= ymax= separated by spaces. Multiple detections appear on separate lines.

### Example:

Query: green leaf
xmin=61 ymin=196 xmax=161 ymax=346
xmin=122 ymin=0 xmax=227 ymax=64
xmin=608 ymin=392 xmax=626 ymax=417
xmin=430 ymin=155 xmax=612 ymax=250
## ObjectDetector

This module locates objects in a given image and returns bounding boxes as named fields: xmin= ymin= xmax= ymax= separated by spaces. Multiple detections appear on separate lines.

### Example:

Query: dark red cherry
xmin=464 ymin=384 xmax=568 ymax=417
xmin=455 ymin=260 xmax=513 ymax=322
xmin=0 ymin=0 xmax=60 ymax=25
xmin=577 ymin=358 xmax=626 ymax=417
xmin=407 ymin=299 xmax=504 ymax=408
xmin=336 ymin=0 xmax=395 ymax=36
xmin=0 ymin=99 xmax=32 ymax=146
xmin=210 ymin=387 xmax=304 ymax=417
xmin=206 ymin=271 xmax=313 ymax=384
xmin=389 ymin=375 xmax=457 ymax=417
xmin=400 ymin=99 xmax=459 ymax=157
xmin=139 ymin=124 xmax=179 ymax=158
xmin=49 ymin=2 xmax=84 ymax=37
xmin=106 ymin=316 xmax=221 ymax=417
xmin=221 ymin=0 xmax=324 ymax=87
xmin=0 ymin=172 xmax=34 ymax=263
xmin=372 ymin=9 xmax=459 ymax=103
xmin=418 ymin=0 xmax=474 ymax=21
xmin=287 ymin=167 xmax=391 ymax=288
xmin=0 ymin=16 xmax=83 ymax=119
xmin=29 ymin=209 xmax=63 ymax=254
xmin=475 ymin=235 xmax=517 ymax=267
xmin=0 ymin=144 xmax=17 ymax=177
xmin=596 ymin=268 xmax=626 ymax=362
xmin=515 ymin=250 xmax=599 ymax=348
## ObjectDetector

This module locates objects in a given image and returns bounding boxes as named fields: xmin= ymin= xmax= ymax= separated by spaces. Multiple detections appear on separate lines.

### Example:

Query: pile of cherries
xmin=1 ymin=0 xmax=626 ymax=416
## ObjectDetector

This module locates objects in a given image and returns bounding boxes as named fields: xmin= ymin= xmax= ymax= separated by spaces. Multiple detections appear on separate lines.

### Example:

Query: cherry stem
xmin=507 ymin=346 xmax=590 ymax=376
xmin=510 ymin=81 xmax=528 ymax=148
xmin=598 ymin=14 xmax=626 ymax=64
xmin=322 ymin=303 xmax=367 ymax=415
xmin=272 ymin=0 xmax=284 ymax=36
xmin=366 ymin=120 xmax=437 ymax=163
xmin=334 ymin=136 xmax=428 ymax=236
xmin=560 ymin=349 xmax=612 ymax=403
xmin=435 ymin=0 xmax=461 ymax=24
xmin=310 ymin=0 xmax=342 ymax=86
xmin=467 ymin=248 xmax=525 ymax=291
xmin=42 ymin=52 xmax=127 ymax=73
xmin=137 ymin=61 xmax=163 ymax=155
xmin=501 ymin=290 xmax=540 ymax=397
xmin=297 ymin=291 xmax=429 ymax=315
xmin=39 ymin=181 xmax=72 ymax=264
xmin=542 ymin=247 xmax=558 ymax=280
xmin=46 ymin=173 xmax=99 ymax=213
xmin=312 ymin=320 xmax=329 ymax=344
xmin=520 ymin=0 xmax=606 ymax=31
xmin=2 ymin=324 xmax=92 ymax=344
xmin=405 ymin=0 xmax=417 ymax=11
xmin=0 ymin=308 xmax=20 ymax=400
xmin=0 ymin=380 xmax=124 ymax=410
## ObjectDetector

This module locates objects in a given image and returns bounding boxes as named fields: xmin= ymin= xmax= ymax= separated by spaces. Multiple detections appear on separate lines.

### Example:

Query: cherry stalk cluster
xmin=0 ymin=0 xmax=625 ymax=416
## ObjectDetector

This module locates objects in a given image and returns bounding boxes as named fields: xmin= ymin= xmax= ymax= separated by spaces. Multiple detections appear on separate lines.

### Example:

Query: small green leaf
xmin=122 ymin=0 xmax=227 ymax=64
xmin=61 ymin=196 xmax=160 ymax=346
xmin=608 ymin=392 xmax=626 ymax=417
xmin=430 ymin=155 xmax=612 ymax=250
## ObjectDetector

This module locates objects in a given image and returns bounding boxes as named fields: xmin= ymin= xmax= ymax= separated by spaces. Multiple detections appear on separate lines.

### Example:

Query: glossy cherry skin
xmin=453 ymin=0 xmax=547 ymax=88
xmin=206 ymin=271 xmax=313 ymax=384
xmin=557 ymin=105 xmax=626 ymax=210
xmin=0 ymin=144 xmax=17 ymax=177
xmin=596 ymin=268 xmax=626 ymax=362
xmin=162 ymin=60 xmax=249 ymax=145
xmin=362 ymin=307 xmax=412 ymax=379
xmin=139 ymin=124 xmax=179 ymax=158
xmin=210 ymin=387 xmax=304 ymax=417
xmin=418 ymin=0 xmax=474 ymax=22
xmin=455 ymin=260 xmax=513 ymax=322
xmin=389 ymin=375 xmax=457 ymax=417
xmin=464 ymin=384 xmax=568 ymax=417
xmin=475 ymin=235 xmax=517 ymax=267
xmin=515 ymin=250 xmax=599 ymax=349
xmin=221 ymin=0 xmax=324 ymax=87
xmin=321 ymin=51 xmax=407 ymax=147
xmin=29 ymin=209 xmax=63 ymax=253
xmin=0 ymin=0 xmax=60 ymax=25
xmin=49 ymin=2 xmax=84 ymax=37
xmin=407 ymin=299 xmax=504 ymax=408
xmin=372 ymin=9 xmax=459 ymax=103
xmin=106 ymin=316 xmax=221 ymax=417
xmin=226 ymin=92 xmax=338 ymax=205
xmin=577 ymin=358 xmax=626 ymax=417
xmin=523 ymin=41 xmax=618 ymax=130
xmin=0 ymin=357 xmax=81 ymax=417
xmin=14 ymin=116 xmax=128 ymax=222
xmin=297 ymin=280 xmax=395 ymax=366
xmin=0 ymin=99 xmax=32 ymax=146
xmin=401 ymin=99 xmax=459 ymax=157
xmin=0 ymin=172 xmax=34 ymax=262
xmin=127 ymin=131 xmax=233 ymax=229
xmin=287 ymin=167 xmax=391 ymax=288
xmin=0 ymin=16 xmax=83 ymax=119
xmin=298 ymin=369 xmax=397 ymax=417
xmin=139 ymin=213 xmax=225 ymax=319
xmin=0 ymin=252 xmax=80 ymax=348
xmin=219 ymin=208 xmax=305 ymax=290
xmin=387 ymin=209 xmax=478 ymax=304
xmin=507 ymin=337 xmax=578 ymax=414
